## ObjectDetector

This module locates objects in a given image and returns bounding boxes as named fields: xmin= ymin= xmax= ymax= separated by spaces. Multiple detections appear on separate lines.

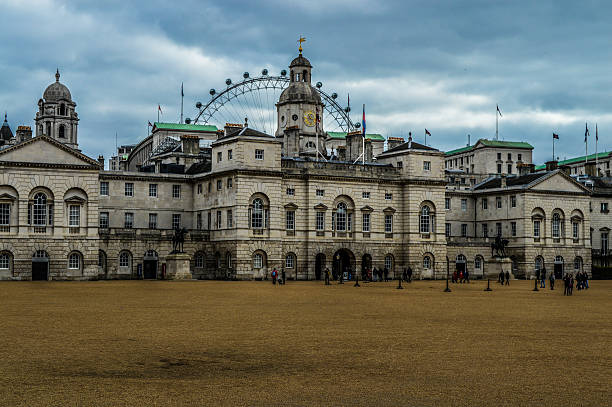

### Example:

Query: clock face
xmin=303 ymin=110 xmax=316 ymax=127
xmin=292 ymin=114 xmax=298 ymax=121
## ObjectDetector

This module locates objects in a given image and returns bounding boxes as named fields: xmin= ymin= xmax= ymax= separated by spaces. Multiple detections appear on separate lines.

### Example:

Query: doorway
xmin=143 ymin=250 xmax=158 ymax=279
xmin=315 ymin=253 xmax=325 ymax=280
xmin=332 ymin=249 xmax=354 ymax=280
xmin=32 ymin=250 xmax=49 ymax=281
xmin=361 ymin=254 xmax=372 ymax=279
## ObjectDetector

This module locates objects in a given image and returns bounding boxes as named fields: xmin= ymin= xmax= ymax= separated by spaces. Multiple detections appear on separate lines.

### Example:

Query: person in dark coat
xmin=384 ymin=267 xmax=389 ymax=282
xmin=499 ymin=270 xmax=505 ymax=285
xmin=504 ymin=270 xmax=510 ymax=285
xmin=549 ymin=271 xmax=555 ymax=290
xmin=281 ymin=269 xmax=286 ymax=285
xmin=540 ymin=268 xmax=546 ymax=288
xmin=324 ymin=267 xmax=330 ymax=285
xmin=407 ymin=266 xmax=413 ymax=282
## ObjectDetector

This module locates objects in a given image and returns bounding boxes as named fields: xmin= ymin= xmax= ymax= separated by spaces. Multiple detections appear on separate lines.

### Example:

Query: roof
xmin=474 ymin=173 xmax=546 ymax=190
xmin=534 ymin=151 xmax=612 ymax=171
xmin=43 ymin=70 xmax=72 ymax=102
xmin=290 ymin=54 xmax=312 ymax=68
xmin=153 ymin=122 xmax=218 ymax=133
xmin=327 ymin=132 xmax=385 ymax=141
xmin=382 ymin=139 xmax=439 ymax=154
xmin=216 ymin=126 xmax=275 ymax=142
xmin=446 ymin=139 xmax=534 ymax=156
xmin=0 ymin=114 xmax=12 ymax=142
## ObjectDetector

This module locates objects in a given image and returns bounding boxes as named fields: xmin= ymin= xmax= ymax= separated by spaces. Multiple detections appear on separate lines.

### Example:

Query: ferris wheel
xmin=188 ymin=69 xmax=356 ymax=135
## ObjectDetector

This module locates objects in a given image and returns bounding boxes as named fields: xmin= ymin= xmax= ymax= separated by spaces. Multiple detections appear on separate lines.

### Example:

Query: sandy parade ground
xmin=0 ymin=279 xmax=610 ymax=406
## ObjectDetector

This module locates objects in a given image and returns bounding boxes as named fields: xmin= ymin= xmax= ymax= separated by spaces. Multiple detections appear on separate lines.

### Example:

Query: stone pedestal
xmin=165 ymin=253 xmax=193 ymax=280
xmin=486 ymin=257 xmax=514 ymax=280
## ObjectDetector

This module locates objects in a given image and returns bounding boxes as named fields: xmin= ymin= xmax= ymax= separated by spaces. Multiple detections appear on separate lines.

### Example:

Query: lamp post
xmin=444 ymin=255 xmax=451 ymax=292
xmin=484 ymin=278 xmax=492 ymax=291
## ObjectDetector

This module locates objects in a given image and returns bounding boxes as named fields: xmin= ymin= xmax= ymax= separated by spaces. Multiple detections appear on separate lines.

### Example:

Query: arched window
xmin=336 ymin=202 xmax=347 ymax=231
xmin=59 ymin=104 xmax=66 ymax=116
xmin=68 ymin=252 xmax=81 ymax=269
xmin=33 ymin=193 xmax=47 ymax=226
xmin=251 ymin=198 xmax=263 ymax=229
xmin=98 ymin=250 xmax=106 ymax=269
xmin=535 ymin=257 xmax=543 ymax=271
xmin=226 ymin=252 xmax=232 ymax=269
xmin=58 ymin=125 xmax=65 ymax=138
xmin=253 ymin=253 xmax=263 ymax=269
xmin=195 ymin=252 xmax=205 ymax=268
xmin=0 ymin=252 xmax=11 ymax=271
xmin=384 ymin=254 xmax=393 ymax=271
xmin=119 ymin=251 xmax=131 ymax=268
xmin=423 ymin=255 xmax=431 ymax=269
xmin=552 ymin=213 xmax=561 ymax=238
xmin=573 ymin=257 xmax=582 ymax=271
xmin=285 ymin=253 xmax=295 ymax=269
xmin=474 ymin=256 xmax=482 ymax=270
xmin=420 ymin=205 xmax=431 ymax=233
xmin=302 ymin=70 xmax=308 ymax=82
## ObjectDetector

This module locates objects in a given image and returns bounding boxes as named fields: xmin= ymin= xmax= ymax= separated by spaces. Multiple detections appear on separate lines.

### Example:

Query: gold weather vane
xmin=298 ymin=36 xmax=306 ymax=54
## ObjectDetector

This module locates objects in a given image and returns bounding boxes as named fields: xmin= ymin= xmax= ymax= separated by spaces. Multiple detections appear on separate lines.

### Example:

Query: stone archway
xmin=332 ymin=249 xmax=355 ymax=280
xmin=32 ymin=250 xmax=49 ymax=281
xmin=315 ymin=253 xmax=325 ymax=280
xmin=361 ymin=253 xmax=372 ymax=279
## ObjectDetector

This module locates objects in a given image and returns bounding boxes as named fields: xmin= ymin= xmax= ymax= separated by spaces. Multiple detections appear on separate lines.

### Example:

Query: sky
xmin=1 ymin=0 xmax=612 ymax=165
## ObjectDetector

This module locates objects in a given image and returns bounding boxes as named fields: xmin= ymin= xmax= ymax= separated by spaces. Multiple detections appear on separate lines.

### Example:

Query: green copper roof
xmin=534 ymin=151 xmax=612 ymax=170
xmin=327 ymin=131 xmax=385 ymax=141
xmin=446 ymin=139 xmax=534 ymax=156
xmin=153 ymin=122 xmax=218 ymax=132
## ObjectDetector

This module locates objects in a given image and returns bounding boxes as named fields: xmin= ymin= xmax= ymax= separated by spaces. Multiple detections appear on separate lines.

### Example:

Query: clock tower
xmin=275 ymin=48 xmax=326 ymax=158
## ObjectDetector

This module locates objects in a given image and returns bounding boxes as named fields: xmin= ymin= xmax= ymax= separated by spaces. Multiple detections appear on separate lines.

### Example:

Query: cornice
xmin=0 ymin=161 xmax=99 ymax=171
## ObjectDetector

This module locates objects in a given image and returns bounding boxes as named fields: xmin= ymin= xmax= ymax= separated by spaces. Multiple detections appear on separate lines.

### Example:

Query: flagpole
xmin=180 ymin=83 xmax=184 ymax=124
xmin=552 ymin=134 xmax=555 ymax=162
xmin=596 ymin=124 xmax=599 ymax=175
xmin=585 ymin=123 xmax=588 ymax=167
xmin=157 ymin=104 xmax=160 ymax=123
xmin=496 ymin=108 xmax=498 ymax=141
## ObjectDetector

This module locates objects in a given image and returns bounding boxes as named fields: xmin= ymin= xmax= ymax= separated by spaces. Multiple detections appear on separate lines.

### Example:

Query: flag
xmin=148 ymin=121 xmax=153 ymax=127
xmin=596 ymin=123 xmax=598 ymax=141
xmin=425 ymin=129 xmax=431 ymax=136
xmin=158 ymin=104 xmax=163 ymax=114
xmin=181 ymin=82 xmax=184 ymax=97
xmin=553 ymin=133 xmax=559 ymax=140
xmin=347 ymin=93 xmax=350 ymax=108
xmin=362 ymin=104 xmax=366 ymax=137
xmin=585 ymin=123 xmax=589 ymax=143
xmin=496 ymin=105 xmax=502 ymax=117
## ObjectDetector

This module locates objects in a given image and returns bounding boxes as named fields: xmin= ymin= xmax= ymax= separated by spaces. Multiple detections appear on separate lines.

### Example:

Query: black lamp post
xmin=484 ymin=278 xmax=492 ymax=291
xmin=444 ymin=256 xmax=451 ymax=292
xmin=533 ymin=273 xmax=539 ymax=291
xmin=354 ymin=273 xmax=360 ymax=287
xmin=396 ymin=274 xmax=403 ymax=289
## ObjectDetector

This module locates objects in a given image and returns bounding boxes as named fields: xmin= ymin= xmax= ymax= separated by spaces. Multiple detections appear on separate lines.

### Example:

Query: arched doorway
xmin=332 ymin=249 xmax=354 ymax=280
xmin=315 ymin=253 xmax=325 ymax=280
xmin=143 ymin=250 xmax=158 ymax=279
xmin=361 ymin=254 xmax=372 ymax=279
xmin=456 ymin=254 xmax=466 ymax=274
xmin=554 ymin=256 xmax=564 ymax=279
xmin=32 ymin=250 xmax=49 ymax=281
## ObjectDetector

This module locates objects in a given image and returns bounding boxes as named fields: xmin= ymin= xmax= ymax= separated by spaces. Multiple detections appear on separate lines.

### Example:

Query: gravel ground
xmin=0 ymin=279 xmax=610 ymax=406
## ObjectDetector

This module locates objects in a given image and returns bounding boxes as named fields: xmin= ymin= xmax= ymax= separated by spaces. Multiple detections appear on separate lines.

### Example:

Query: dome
xmin=0 ymin=113 xmax=13 ymax=141
xmin=43 ymin=69 xmax=72 ymax=102
xmin=290 ymin=55 xmax=312 ymax=68
xmin=278 ymin=81 xmax=322 ymax=105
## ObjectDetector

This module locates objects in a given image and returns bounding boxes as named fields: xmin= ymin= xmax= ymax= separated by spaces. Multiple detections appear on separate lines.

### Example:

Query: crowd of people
xmin=451 ymin=269 xmax=470 ymax=283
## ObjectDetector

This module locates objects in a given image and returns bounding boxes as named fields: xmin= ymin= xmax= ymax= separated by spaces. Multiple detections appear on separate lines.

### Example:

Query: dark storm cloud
xmin=2 ymin=0 xmax=612 ymax=163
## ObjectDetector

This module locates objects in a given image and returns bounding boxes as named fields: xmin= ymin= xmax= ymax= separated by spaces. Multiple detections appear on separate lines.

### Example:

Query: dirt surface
xmin=0 ymin=279 xmax=610 ymax=406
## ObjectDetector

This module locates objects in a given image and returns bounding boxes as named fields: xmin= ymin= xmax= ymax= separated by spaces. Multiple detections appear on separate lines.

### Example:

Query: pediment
xmin=528 ymin=172 xmax=588 ymax=193
xmin=383 ymin=206 xmax=396 ymax=213
xmin=0 ymin=193 xmax=17 ymax=201
xmin=0 ymin=136 xmax=100 ymax=168
xmin=284 ymin=203 xmax=298 ymax=210
xmin=360 ymin=205 xmax=374 ymax=212
xmin=314 ymin=203 xmax=328 ymax=210
xmin=65 ymin=195 xmax=87 ymax=203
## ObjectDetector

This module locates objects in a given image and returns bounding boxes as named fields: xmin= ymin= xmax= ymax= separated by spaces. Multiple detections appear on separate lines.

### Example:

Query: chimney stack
xmin=97 ymin=155 xmax=105 ymax=169
xmin=545 ymin=160 xmax=558 ymax=172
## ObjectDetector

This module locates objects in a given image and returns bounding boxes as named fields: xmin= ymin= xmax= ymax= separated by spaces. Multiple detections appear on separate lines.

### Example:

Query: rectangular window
xmin=445 ymin=198 xmax=450 ymax=210
xmin=172 ymin=185 xmax=181 ymax=198
xmin=511 ymin=221 xmax=517 ymax=237
xmin=572 ymin=222 xmax=579 ymax=239
xmin=124 ymin=212 xmax=133 ymax=229
xmin=197 ymin=184 xmax=202 ymax=194
xmin=507 ymin=153 xmax=512 ymax=160
xmin=497 ymin=153 xmax=502 ymax=160
xmin=216 ymin=211 xmax=221 ymax=229
xmin=397 ymin=161 xmax=403 ymax=168
xmin=228 ymin=149 xmax=233 ymax=160
xmin=496 ymin=222 xmax=502 ymax=236
xmin=207 ymin=212 xmax=211 ymax=230
xmin=602 ymin=232 xmax=609 ymax=252
xmin=172 ymin=214 xmax=181 ymax=230
xmin=511 ymin=195 xmax=516 ymax=208
xmin=362 ymin=191 xmax=370 ymax=199
xmin=461 ymin=224 xmax=467 ymax=237
xmin=461 ymin=199 xmax=467 ymax=211
xmin=497 ymin=163 xmax=502 ymax=173
xmin=149 ymin=184 xmax=158 ymax=197
xmin=286 ymin=211 xmax=295 ymax=230
xmin=362 ymin=213 xmax=370 ymax=232
xmin=227 ymin=210 xmax=233 ymax=228
xmin=445 ymin=223 xmax=451 ymax=237
xmin=533 ymin=220 xmax=541 ymax=238
xmin=316 ymin=189 xmax=325 ymax=197
xmin=482 ymin=223 xmax=488 ymax=238
xmin=385 ymin=192 xmax=392 ymax=200
xmin=518 ymin=154 xmax=522 ymax=161
xmin=227 ymin=178 xmax=233 ymax=188
xmin=316 ymin=212 xmax=325 ymax=231
xmin=482 ymin=198 xmax=488 ymax=210
xmin=0 ymin=203 xmax=9 ymax=225
xmin=149 ymin=213 xmax=157 ymax=229
xmin=423 ymin=161 xmax=431 ymax=171
xmin=208 ymin=183 xmax=211 ymax=193
xmin=496 ymin=197 xmax=502 ymax=209
xmin=385 ymin=214 xmax=393 ymax=233
xmin=217 ymin=180 xmax=222 ymax=191
xmin=100 ymin=181 xmax=109 ymax=196
xmin=69 ymin=205 xmax=80 ymax=227
xmin=255 ymin=149 xmax=264 ymax=160
xmin=217 ymin=152 xmax=222 ymax=162
xmin=124 ymin=183 xmax=133 ymax=197
xmin=196 ymin=213 xmax=202 ymax=230
xmin=508 ymin=164 xmax=512 ymax=174
xmin=99 ymin=212 xmax=109 ymax=229
xmin=601 ymin=202 xmax=608 ymax=213
xmin=286 ymin=188 xmax=295 ymax=196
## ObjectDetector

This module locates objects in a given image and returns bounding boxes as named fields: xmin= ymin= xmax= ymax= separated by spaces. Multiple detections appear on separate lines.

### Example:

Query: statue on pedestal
xmin=491 ymin=234 xmax=509 ymax=258
xmin=171 ymin=226 xmax=188 ymax=254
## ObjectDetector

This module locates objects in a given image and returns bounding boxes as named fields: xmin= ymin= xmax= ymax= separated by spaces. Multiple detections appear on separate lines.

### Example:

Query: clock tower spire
xmin=275 ymin=50 xmax=326 ymax=158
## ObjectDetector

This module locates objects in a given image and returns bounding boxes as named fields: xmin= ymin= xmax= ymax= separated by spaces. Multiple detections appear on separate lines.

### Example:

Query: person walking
xmin=271 ymin=268 xmax=278 ymax=285
xmin=540 ymin=268 xmax=546 ymax=288
xmin=324 ymin=267 xmax=330 ymax=285
xmin=465 ymin=269 xmax=470 ymax=284
xmin=563 ymin=274 xmax=569 ymax=295
xmin=504 ymin=270 xmax=510 ymax=285
xmin=569 ymin=274 xmax=574 ymax=295
xmin=549 ymin=270 xmax=555 ymax=290
xmin=281 ymin=269 xmax=286 ymax=285
xmin=499 ymin=270 xmax=505 ymax=285
xmin=407 ymin=266 xmax=413 ymax=283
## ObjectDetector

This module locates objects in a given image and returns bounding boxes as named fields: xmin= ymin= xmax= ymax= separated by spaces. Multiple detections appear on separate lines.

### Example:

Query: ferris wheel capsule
xmin=195 ymin=101 xmax=202 ymax=109
xmin=225 ymin=78 xmax=232 ymax=86
xmin=345 ymin=106 xmax=351 ymax=113
xmin=262 ymin=69 xmax=268 ymax=76
xmin=209 ymin=89 xmax=216 ymax=96
xmin=243 ymin=72 xmax=250 ymax=79
xmin=331 ymin=92 xmax=338 ymax=99
xmin=316 ymin=82 xmax=323 ymax=88
xmin=185 ymin=118 xmax=191 ymax=124
xmin=280 ymin=69 xmax=287 ymax=76
xmin=355 ymin=122 xmax=361 ymax=128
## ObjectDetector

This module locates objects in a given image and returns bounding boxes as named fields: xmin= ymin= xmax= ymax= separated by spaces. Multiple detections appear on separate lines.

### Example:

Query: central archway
xmin=332 ymin=249 xmax=355 ymax=280
xmin=32 ymin=250 xmax=49 ymax=281
xmin=361 ymin=254 xmax=372 ymax=279
xmin=315 ymin=253 xmax=325 ymax=280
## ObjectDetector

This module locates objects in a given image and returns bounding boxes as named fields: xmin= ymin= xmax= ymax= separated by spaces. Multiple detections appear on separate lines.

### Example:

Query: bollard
xmin=354 ymin=275 xmax=360 ymax=287
xmin=532 ymin=276 xmax=539 ymax=291
xmin=484 ymin=278 xmax=492 ymax=291
xmin=396 ymin=276 xmax=403 ymax=289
